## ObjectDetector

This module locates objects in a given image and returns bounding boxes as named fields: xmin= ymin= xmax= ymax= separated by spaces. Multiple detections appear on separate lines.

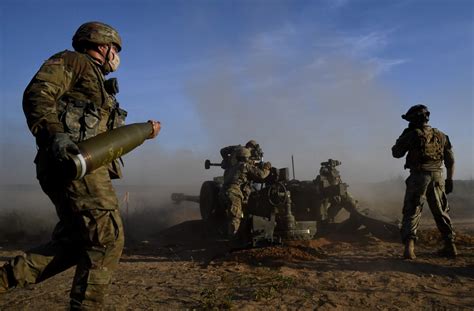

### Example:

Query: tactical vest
xmin=58 ymin=95 xmax=102 ymax=142
xmin=406 ymin=127 xmax=444 ymax=169
xmin=416 ymin=127 xmax=444 ymax=161
xmin=55 ymin=52 xmax=126 ymax=143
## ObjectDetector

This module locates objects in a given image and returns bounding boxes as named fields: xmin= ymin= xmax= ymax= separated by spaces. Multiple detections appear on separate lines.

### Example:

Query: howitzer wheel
xmin=199 ymin=181 xmax=220 ymax=220
xmin=267 ymin=182 xmax=288 ymax=206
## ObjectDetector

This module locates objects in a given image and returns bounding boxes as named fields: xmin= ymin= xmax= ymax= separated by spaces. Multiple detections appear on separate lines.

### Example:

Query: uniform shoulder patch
xmin=36 ymin=55 xmax=67 ymax=84
xmin=43 ymin=58 xmax=64 ymax=66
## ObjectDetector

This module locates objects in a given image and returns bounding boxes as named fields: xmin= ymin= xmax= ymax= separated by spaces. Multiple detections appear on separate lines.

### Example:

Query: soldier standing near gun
xmin=0 ymin=22 xmax=161 ymax=309
xmin=219 ymin=147 xmax=271 ymax=238
xmin=392 ymin=104 xmax=456 ymax=259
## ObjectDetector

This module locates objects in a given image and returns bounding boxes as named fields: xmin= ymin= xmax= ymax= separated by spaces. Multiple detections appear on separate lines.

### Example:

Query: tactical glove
xmin=263 ymin=161 xmax=272 ymax=170
xmin=50 ymin=133 xmax=80 ymax=162
xmin=445 ymin=179 xmax=453 ymax=194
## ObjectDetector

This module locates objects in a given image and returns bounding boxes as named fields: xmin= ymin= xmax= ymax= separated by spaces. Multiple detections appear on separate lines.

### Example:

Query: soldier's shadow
xmin=121 ymin=220 xmax=236 ymax=265
xmin=232 ymin=230 xmax=474 ymax=279
xmin=282 ymin=253 xmax=474 ymax=279
xmin=121 ymin=220 xmax=474 ymax=280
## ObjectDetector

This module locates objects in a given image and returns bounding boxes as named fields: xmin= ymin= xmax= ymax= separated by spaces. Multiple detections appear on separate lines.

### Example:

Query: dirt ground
xmin=1 ymin=219 xmax=473 ymax=311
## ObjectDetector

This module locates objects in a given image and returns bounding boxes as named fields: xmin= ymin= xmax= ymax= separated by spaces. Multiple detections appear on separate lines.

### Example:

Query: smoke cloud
xmin=183 ymin=28 xmax=403 ymax=184
xmin=1 ymin=24 xmax=472 ymax=242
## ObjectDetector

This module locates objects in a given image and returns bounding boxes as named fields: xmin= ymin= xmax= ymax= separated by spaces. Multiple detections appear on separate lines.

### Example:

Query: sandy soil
xmin=1 ymin=220 xmax=473 ymax=311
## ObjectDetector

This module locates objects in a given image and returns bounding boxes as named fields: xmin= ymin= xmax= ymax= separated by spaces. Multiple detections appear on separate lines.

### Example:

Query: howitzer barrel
xmin=68 ymin=122 xmax=154 ymax=179
xmin=171 ymin=193 xmax=200 ymax=204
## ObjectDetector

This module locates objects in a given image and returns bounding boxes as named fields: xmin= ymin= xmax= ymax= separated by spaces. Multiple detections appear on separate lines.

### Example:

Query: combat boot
xmin=403 ymin=239 xmax=416 ymax=260
xmin=438 ymin=241 xmax=458 ymax=258
xmin=0 ymin=268 xmax=8 ymax=293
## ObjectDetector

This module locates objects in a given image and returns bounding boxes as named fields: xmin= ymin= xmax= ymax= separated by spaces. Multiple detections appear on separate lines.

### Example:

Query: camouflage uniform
xmin=0 ymin=27 xmax=126 ymax=309
xmin=220 ymin=144 xmax=241 ymax=172
xmin=392 ymin=125 xmax=455 ymax=245
xmin=314 ymin=162 xmax=358 ymax=223
xmin=219 ymin=153 xmax=270 ymax=237
xmin=220 ymin=140 xmax=263 ymax=171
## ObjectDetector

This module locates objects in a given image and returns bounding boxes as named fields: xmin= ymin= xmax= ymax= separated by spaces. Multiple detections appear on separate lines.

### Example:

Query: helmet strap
xmin=104 ymin=44 xmax=112 ymax=63
xmin=86 ymin=48 xmax=105 ymax=65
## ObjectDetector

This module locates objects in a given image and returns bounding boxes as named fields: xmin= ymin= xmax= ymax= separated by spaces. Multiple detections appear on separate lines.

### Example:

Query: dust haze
xmin=185 ymin=50 xmax=403 ymax=183
xmin=1 ymin=29 xmax=473 ymax=243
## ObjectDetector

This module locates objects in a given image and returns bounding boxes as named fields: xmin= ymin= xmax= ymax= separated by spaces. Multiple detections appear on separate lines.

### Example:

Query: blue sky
xmin=0 ymin=0 xmax=473 ymax=185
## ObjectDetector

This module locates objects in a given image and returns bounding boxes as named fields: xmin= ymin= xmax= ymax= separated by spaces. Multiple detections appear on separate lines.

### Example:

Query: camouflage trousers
xmin=219 ymin=188 xmax=244 ymax=237
xmin=401 ymin=170 xmax=455 ymax=243
xmin=0 ymin=164 xmax=124 ymax=310
xmin=322 ymin=193 xmax=358 ymax=223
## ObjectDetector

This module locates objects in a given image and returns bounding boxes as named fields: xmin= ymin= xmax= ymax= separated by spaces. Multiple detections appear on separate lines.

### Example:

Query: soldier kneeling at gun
xmin=314 ymin=159 xmax=358 ymax=227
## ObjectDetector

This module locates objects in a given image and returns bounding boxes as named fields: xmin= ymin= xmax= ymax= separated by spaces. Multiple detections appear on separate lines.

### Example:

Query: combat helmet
xmin=245 ymin=140 xmax=258 ymax=149
xmin=235 ymin=147 xmax=251 ymax=161
xmin=245 ymin=140 xmax=263 ymax=161
xmin=72 ymin=22 xmax=122 ymax=52
xmin=402 ymin=104 xmax=430 ymax=123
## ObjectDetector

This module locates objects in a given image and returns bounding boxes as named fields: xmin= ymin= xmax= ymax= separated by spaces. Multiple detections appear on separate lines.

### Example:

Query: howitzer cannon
xmin=171 ymin=180 xmax=221 ymax=220
xmin=172 ymin=165 xmax=317 ymax=245
xmin=171 ymin=158 xmax=400 ymax=244
xmin=288 ymin=159 xmax=399 ymax=238
xmin=171 ymin=193 xmax=200 ymax=205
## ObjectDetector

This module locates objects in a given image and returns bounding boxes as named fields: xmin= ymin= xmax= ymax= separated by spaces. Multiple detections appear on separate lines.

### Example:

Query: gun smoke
xmin=1 ymin=27 xmax=473 ymax=243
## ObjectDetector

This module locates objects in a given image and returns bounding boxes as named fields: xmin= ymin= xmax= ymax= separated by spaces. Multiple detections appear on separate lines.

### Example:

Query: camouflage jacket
xmin=23 ymin=50 xmax=126 ymax=178
xmin=23 ymin=50 xmax=124 ymax=146
xmin=222 ymin=162 xmax=270 ymax=199
xmin=392 ymin=125 xmax=454 ymax=171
